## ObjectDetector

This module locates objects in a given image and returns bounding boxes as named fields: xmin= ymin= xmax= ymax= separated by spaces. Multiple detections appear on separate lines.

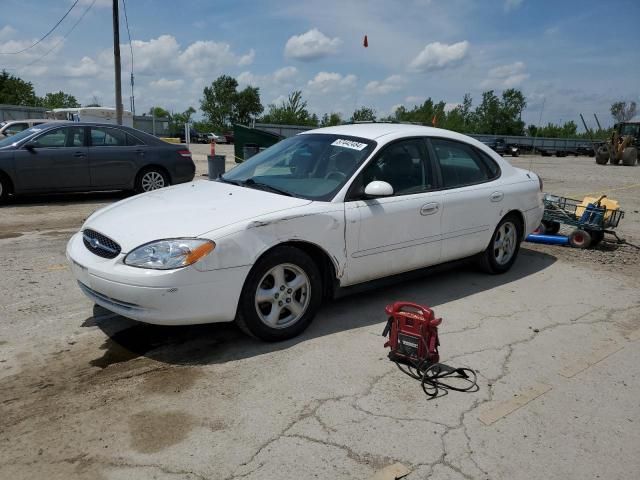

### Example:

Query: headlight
xmin=124 ymin=239 xmax=215 ymax=270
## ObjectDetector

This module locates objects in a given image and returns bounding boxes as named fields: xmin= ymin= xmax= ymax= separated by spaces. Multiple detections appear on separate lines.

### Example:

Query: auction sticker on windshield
xmin=331 ymin=139 xmax=368 ymax=151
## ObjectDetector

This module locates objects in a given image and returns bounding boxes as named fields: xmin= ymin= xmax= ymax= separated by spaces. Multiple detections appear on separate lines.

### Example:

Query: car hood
xmin=83 ymin=180 xmax=312 ymax=252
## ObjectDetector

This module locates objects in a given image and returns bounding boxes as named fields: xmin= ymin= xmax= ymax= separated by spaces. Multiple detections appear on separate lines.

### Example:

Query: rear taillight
xmin=177 ymin=149 xmax=192 ymax=158
xmin=538 ymin=175 xmax=543 ymax=192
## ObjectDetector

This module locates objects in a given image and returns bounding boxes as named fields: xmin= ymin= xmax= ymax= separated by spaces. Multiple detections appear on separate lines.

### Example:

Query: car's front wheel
xmin=236 ymin=246 xmax=322 ymax=341
xmin=478 ymin=214 xmax=522 ymax=274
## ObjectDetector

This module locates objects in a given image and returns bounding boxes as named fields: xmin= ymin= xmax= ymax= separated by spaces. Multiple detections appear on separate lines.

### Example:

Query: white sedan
xmin=67 ymin=124 xmax=543 ymax=341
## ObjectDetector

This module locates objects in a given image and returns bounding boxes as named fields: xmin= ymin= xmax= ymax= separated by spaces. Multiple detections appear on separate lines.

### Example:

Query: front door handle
xmin=136 ymin=149 xmax=145 ymax=156
xmin=73 ymin=151 xmax=86 ymax=158
xmin=420 ymin=202 xmax=440 ymax=216
xmin=490 ymin=191 xmax=504 ymax=202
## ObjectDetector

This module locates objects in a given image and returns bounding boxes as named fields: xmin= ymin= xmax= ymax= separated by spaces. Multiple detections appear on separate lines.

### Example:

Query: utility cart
xmin=539 ymin=194 xmax=625 ymax=248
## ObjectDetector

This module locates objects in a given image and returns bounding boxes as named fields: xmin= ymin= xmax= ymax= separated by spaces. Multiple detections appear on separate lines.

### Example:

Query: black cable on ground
xmin=394 ymin=359 xmax=479 ymax=399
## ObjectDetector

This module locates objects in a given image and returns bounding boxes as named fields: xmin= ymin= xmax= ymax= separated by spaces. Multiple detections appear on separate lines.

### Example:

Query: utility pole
xmin=112 ymin=0 xmax=123 ymax=125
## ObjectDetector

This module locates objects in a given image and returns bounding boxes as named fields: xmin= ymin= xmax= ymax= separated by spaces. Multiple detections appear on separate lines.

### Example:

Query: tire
xmin=236 ymin=246 xmax=322 ymax=341
xmin=610 ymin=155 xmax=620 ymax=165
xmin=586 ymin=230 xmax=604 ymax=247
xmin=595 ymin=147 xmax=609 ymax=165
xmin=622 ymin=147 xmax=637 ymax=166
xmin=478 ymin=214 xmax=522 ymax=274
xmin=569 ymin=229 xmax=592 ymax=249
xmin=542 ymin=220 xmax=561 ymax=235
xmin=135 ymin=167 xmax=170 ymax=193
xmin=0 ymin=173 xmax=9 ymax=204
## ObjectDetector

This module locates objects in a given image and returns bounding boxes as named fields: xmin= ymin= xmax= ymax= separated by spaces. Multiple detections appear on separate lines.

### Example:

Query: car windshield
xmin=221 ymin=133 xmax=376 ymax=201
xmin=0 ymin=127 xmax=41 ymax=148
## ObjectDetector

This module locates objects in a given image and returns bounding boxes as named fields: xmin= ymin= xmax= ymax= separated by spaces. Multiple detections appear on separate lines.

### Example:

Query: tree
xmin=499 ymin=88 xmax=526 ymax=135
xmin=610 ymin=101 xmax=637 ymax=123
xmin=474 ymin=90 xmax=502 ymax=135
xmin=201 ymin=75 xmax=264 ymax=129
xmin=39 ymin=91 xmax=80 ymax=109
xmin=201 ymin=75 xmax=238 ymax=129
xmin=260 ymin=90 xmax=317 ymax=126
xmin=149 ymin=106 xmax=171 ymax=118
xmin=320 ymin=112 xmax=342 ymax=127
xmin=235 ymin=86 xmax=263 ymax=125
xmin=0 ymin=70 xmax=39 ymax=106
xmin=170 ymin=107 xmax=196 ymax=135
xmin=351 ymin=106 xmax=376 ymax=122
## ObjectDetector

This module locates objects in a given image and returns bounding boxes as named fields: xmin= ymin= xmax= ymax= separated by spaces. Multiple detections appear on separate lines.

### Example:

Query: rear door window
xmin=90 ymin=127 xmax=127 ymax=146
xmin=431 ymin=138 xmax=497 ymax=188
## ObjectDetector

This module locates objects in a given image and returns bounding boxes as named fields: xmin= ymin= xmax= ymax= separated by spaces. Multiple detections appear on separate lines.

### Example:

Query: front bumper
xmin=66 ymin=232 xmax=250 ymax=325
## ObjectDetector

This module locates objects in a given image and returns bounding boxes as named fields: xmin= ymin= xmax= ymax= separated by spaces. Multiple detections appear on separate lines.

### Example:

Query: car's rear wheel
xmin=478 ymin=214 xmax=522 ymax=274
xmin=236 ymin=246 xmax=322 ymax=341
xmin=0 ymin=173 xmax=10 ymax=204
xmin=136 ymin=168 xmax=169 ymax=193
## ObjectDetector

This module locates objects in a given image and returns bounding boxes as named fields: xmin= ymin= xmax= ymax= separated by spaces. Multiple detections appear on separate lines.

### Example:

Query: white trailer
xmin=46 ymin=107 xmax=134 ymax=127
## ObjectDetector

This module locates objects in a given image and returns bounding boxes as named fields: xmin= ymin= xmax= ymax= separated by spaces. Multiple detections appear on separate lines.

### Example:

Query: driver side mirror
xmin=24 ymin=143 xmax=36 ymax=152
xmin=364 ymin=180 xmax=394 ymax=198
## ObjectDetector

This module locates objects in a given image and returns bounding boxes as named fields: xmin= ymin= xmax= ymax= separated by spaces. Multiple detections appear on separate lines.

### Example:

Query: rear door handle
xmin=136 ymin=149 xmax=145 ymax=156
xmin=420 ymin=202 xmax=440 ymax=216
xmin=490 ymin=191 xmax=504 ymax=202
xmin=73 ymin=151 xmax=86 ymax=158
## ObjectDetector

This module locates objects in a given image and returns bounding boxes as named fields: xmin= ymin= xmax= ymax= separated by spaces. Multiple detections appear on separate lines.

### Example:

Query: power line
xmin=121 ymin=0 xmax=135 ymax=114
xmin=0 ymin=0 xmax=81 ymax=55
xmin=22 ymin=0 xmax=97 ymax=68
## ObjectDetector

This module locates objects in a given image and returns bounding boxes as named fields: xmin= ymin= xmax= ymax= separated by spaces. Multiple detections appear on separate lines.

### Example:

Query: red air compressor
xmin=382 ymin=302 xmax=441 ymax=365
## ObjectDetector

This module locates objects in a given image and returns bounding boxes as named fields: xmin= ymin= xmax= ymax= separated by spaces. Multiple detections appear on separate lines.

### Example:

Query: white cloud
xmin=307 ymin=72 xmax=356 ymax=93
xmin=284 ymin=28 xmax=341 ymax=61
xmin=67 ymin=56 xmax=101 ymax=77
xmin=150 ymin=78 xmax=184 ymax=89
xmin=238 ymin=49 xmax=255 ymax=67
xmin=481 ymin=61 xmax=530 ymax=88
xmin=273 ymin=66 xmax=298 ymax=83
xmin=405 ymin=96 xmax=425 ymax=104
xmin=504 ymin=0 xmax=524 ymax=12
xmin=0 ymin=25 xmax=16 ymax=40
xmin=364 ymin=75 xmax=405 ymax=95
xmin=409 ymin=41 xmax=470 ymax=72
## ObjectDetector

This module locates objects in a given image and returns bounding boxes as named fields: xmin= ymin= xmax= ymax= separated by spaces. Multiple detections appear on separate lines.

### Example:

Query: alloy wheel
xmin=254 ymin=263 xmax=311 ymax=329
xmin=141 ymin=171 xmax=166 ymax=191
xmin=493 ymin=221 xmax=517 ymax=265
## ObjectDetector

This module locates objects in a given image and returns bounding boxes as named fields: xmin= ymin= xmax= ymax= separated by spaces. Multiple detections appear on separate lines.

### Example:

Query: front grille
xmin=82 ymin=229 xmax=121 ymax=259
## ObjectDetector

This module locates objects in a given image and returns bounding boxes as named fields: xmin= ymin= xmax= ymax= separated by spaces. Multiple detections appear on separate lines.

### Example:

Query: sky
xmin=1 ymin=0 xmax=639 ymax=130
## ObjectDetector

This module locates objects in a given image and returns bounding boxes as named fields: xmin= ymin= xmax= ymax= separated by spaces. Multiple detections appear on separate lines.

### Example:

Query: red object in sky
xmin=363 ymin=35 xmax=368 ymax=48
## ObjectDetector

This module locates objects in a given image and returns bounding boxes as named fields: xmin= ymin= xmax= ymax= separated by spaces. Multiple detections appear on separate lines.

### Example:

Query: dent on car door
xmin=14 ymin=126 xmax=89 ymax=191
xmin=88 ymin=127 xmax=139 ymax=187
xmin=429 ymin=138 xmax=503 ymax=261
xmin=343 ymin=138 xmax=442 ymax=285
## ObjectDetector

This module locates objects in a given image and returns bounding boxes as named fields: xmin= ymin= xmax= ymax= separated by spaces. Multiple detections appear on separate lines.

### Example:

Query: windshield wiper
xmin=218 ymin=176 xmax=245 ymax=187
xmin=244 ymin=178 xmax=293 ymax=197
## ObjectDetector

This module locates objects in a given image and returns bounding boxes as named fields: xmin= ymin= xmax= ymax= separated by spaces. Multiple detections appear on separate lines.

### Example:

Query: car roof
xmin=301 ymin=122 xmax=495 ymax=146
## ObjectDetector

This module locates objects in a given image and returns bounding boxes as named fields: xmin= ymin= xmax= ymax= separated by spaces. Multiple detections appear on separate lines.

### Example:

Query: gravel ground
xmin=1 ymin=153 xmax=639 ymax=480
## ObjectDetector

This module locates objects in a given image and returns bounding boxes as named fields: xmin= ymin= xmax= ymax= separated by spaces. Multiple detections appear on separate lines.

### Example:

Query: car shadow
xmin=6 ymin=190 xmax=132 ymax=207
xmin=85 ymin=247 xmax=557 ymax=368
